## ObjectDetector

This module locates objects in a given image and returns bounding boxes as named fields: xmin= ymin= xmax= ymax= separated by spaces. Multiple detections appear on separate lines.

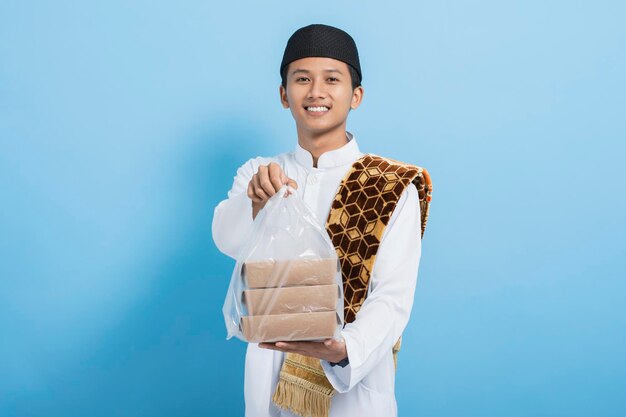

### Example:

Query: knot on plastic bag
xmin=276 ymin=183 xmax=297 ymax=199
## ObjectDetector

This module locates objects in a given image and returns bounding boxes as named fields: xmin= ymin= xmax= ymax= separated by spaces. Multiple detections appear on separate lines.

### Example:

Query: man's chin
xmin=298 ymin=125 xmax=339 ymax=137
xmin=297 ymin=119 xmax=342 ymax=133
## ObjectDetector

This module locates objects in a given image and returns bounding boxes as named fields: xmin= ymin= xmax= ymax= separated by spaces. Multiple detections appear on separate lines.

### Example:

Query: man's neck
xmin=297 ymin=126 xmax=349 ymax=168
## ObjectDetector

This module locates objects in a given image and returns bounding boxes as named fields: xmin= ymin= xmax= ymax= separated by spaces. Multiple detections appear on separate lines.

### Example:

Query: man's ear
xmin=350 ymin=86 xmax=364 ymax=110
xmin=279 ymin=85 xmax=289 ymax=109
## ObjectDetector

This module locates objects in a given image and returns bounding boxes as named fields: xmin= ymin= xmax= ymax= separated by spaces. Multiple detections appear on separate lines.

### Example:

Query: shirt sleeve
xmin=320 ymin=183 xmax=422 ymax=392
xmin=211 ymin=158 xmax=258 ymax=260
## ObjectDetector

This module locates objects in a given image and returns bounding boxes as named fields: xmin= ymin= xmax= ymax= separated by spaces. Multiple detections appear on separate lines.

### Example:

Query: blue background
xmin=1 ymin=1 xmax=624 ymax=416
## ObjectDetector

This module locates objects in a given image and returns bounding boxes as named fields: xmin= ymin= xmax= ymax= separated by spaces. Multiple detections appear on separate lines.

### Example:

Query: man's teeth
xmin=307 ymin=106 xmax=329 ymax=112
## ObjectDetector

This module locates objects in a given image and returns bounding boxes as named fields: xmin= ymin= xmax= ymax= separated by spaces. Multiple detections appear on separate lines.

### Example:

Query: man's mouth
xmin=305 ymin=106 xmax=330 ymax=113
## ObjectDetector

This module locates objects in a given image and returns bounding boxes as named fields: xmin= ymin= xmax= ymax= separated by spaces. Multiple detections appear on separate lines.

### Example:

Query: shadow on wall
xmin=87 ymin=120 xmax=271 ymax=416
xmin=5 ymin=120 xmax=273 ymax=417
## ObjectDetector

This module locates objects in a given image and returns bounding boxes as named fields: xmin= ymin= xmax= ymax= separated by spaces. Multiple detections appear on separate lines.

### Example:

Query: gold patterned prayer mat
xmin=273 ymin=154 xmax=433 ymax=417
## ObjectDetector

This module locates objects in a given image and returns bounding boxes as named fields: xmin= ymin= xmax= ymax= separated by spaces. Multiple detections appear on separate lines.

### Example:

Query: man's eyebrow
xmin=290 ymin=68 xmax=345 ymax=75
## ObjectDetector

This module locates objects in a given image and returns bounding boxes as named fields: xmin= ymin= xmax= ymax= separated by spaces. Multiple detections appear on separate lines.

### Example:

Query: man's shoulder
xmin=360 ymin=153 xmax=422 ymax=170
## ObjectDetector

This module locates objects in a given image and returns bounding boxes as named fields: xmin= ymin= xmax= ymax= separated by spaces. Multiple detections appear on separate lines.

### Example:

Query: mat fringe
xmin=272 ymin=373 xmax=333 ymax=417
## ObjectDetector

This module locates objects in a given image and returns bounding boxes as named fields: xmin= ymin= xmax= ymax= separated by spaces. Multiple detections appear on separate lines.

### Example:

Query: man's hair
xmin=280 ymin=63 xmax=361 ymax=91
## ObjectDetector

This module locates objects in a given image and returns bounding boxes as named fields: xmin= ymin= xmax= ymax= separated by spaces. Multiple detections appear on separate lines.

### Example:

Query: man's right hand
xmin=247 ymin=162 xmax=298 ymax=219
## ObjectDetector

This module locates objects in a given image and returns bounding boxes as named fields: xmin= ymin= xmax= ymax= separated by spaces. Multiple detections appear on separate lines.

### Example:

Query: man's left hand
xmin=259 ymin=338 xmax=348 ymax=363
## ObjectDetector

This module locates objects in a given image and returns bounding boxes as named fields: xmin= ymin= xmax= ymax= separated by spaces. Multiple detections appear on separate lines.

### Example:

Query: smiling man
xmin=212 ymin=24 xmax=429 ymax=417
xmin=278 ymin=54 xmax=363 ymax=167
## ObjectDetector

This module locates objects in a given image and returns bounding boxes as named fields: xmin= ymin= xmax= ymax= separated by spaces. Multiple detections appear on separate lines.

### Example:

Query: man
xmin=212 ymin=24 xmax=422 ymax=417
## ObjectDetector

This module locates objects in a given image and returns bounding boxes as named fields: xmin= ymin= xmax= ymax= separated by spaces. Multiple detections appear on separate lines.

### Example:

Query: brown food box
xmin=241 ymin=311 xmax=339 ymax=343
xmin=243 ymin=257 xmax=338 ymax=289
xmin=243 ymin=284 xmax=339 ymax=315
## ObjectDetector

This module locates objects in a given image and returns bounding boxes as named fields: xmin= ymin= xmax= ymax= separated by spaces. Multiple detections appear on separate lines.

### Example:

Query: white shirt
xmin=212 ymin=131 xmax=422 ymax=417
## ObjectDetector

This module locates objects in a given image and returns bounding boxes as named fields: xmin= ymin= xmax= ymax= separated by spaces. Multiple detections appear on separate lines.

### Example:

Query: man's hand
xmin=247 ymin=162 xmax=298 ymax=219
xmin=258 ymin=338 xmax=348 ymax=363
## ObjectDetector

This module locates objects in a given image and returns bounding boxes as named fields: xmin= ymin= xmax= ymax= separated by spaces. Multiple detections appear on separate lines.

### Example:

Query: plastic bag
xmin=222 ymin=184 xmax=344 ymax=343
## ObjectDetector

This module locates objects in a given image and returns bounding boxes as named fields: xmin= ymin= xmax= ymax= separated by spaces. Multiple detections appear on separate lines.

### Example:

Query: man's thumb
xmin=287 ymin=178 xmax=298 ymax=189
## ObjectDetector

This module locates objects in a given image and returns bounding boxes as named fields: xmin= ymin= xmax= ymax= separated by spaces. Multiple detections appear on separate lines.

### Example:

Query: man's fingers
xmin=257 ymin=165 xmax=276 ymax=196
xmin=276 ymin=341 xmax=327 ymax=352
xmin=252 ymin=174 xmax=270 ymax=200
xmin=259 ymin=343 xmax=308 ymax=356
xmin=262 ymin=341 xmax=312 ymax=351
xmin=259 ymin=341 xmax=342 ymax=361
xmin=287 ymin=178 xmax=298 ymax=189
xmin=324 ymin=338 xmax=345 ymax=348
xmin=268 ymin=163 xmax=284 ymax=192
xmin=247 ymin=181 xmax=263 ymax=203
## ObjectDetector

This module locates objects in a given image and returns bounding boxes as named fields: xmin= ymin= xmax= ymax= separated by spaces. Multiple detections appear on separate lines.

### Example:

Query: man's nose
xmin=307 ymin=78 xmax=327 ymax=98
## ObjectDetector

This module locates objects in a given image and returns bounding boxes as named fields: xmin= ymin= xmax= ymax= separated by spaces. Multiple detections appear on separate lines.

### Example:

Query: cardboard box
xmin=243 ymin=284 xmax=339 ymax=315
xmin=241 ymin=311 xmax=340 ymax=343
xmin=243 ymin=257 xmax=338 ymax=289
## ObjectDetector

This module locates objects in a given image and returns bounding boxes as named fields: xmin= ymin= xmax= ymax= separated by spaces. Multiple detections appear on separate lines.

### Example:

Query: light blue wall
xmin=1 ymin=1 xmax=624 ymax=416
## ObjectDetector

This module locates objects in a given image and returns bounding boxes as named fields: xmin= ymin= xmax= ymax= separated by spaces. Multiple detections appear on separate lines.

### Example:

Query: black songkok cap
xmin=280 ymin=24 xmax=362 ymax=84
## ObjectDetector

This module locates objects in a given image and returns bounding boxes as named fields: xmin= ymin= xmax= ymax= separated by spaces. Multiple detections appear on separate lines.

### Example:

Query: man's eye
xmin=296 ymin=77 xmax=309 ymax=82
xmin=328 ymin=77 xmax=339 ymax=82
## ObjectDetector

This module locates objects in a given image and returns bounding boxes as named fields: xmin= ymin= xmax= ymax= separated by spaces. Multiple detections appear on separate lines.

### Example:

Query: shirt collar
xmin=294 ymin=131 xmax=361 ymax=169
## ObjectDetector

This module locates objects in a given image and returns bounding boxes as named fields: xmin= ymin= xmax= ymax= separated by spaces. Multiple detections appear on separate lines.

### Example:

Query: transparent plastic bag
xmin=222 ymin=184 xmax=344 ymax=343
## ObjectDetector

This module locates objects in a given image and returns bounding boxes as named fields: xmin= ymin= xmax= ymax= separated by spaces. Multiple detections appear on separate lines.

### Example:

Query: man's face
xmin=279 ymin=57 xmax=363 ymax=136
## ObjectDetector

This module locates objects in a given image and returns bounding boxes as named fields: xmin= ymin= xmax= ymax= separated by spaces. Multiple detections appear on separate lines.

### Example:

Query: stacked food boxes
xmin=240 ymin=257 xmax=341 ymax=343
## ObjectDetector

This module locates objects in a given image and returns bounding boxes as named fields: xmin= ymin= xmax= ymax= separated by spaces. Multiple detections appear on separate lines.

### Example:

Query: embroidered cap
xmin=280 ymin=24 xmax=362 ymax=83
